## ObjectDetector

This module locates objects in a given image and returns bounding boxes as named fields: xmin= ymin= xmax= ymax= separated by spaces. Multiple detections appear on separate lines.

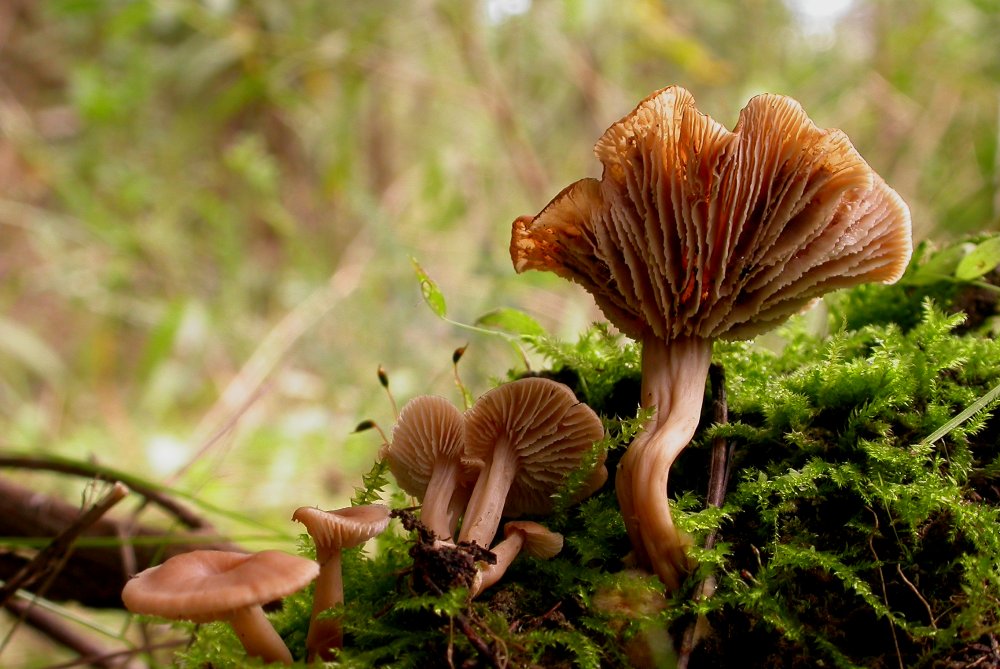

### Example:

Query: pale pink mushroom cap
xmin=122 ymin=549 xmax=319 ymax=664
xmin=292 ymin=504 xmax=390 ymax=556
xmin=381 ymin=396 xmax=477 ymax=538
xmin=459 ymin=377 xmax=605 ymax=548
xmin=122 ymin=549 xmax=318 ymax=623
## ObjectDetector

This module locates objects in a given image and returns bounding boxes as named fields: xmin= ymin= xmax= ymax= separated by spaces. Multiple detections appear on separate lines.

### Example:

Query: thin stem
xmin=458 ymin=440 xmax=518 ymax=548
xmin=229 ymin=605 xmax=292 ymax=665
xmin=422 ymin=461 xmax=463 ymax=540
xmin=471 ymin=530 xmax=526 ymax=597
xmin=306 ymin=550 xmax=344 ymax=662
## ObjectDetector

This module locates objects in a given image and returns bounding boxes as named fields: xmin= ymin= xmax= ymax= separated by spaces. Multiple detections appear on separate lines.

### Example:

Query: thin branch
xmin=2 ymin=597 xmax=128 ymax=669
xmin=435 ymin=5 xmax=549 ymax=203
xmin=0 ymin=456 xmax=207 ymax=530
xmin=42 ymin=640 xmax=187 ymax=669
xmin=168 ymin=240 xmax=371 ymax=487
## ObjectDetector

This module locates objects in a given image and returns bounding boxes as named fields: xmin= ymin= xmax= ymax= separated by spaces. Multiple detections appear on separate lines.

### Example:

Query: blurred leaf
xmin=900 ymin=243 xmax=969 ymax=287
xmin=137 ymin=300 xmax=185 ymax=383
xmin=475 ymin=307 xmax=547 ymax=338
xmin=0 ymin=318 xmax=65 ymax=381
xmin=411 ymin=258 xmax=447 ymax=318
xmin=955 ymin=237 xmax=1000 ymax=280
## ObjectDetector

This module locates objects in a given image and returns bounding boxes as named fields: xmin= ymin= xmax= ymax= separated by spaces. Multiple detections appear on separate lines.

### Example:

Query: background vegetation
xmin=1 ymin=0 xmax=998 ymax=666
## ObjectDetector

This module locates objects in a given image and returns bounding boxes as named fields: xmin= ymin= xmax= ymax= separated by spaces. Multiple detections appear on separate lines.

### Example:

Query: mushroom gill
xmin=510 ymin=85 xmax=912 ymax=589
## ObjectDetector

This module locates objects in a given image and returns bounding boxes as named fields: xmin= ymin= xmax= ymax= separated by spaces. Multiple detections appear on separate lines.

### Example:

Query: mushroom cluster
xmin=510 ymin=86 xmax=912 ymax=589
xmin=381 ymin=376 xmax=607 ymax=594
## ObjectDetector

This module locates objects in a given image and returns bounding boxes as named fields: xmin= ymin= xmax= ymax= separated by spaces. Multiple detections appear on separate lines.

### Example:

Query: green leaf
xmin=474 ymin=307 xmax=546 ymax=337
xmin=411 ymin=258 xmax=447 ymax=318
xmin=900 ymin=242 xmax=967 ymax=286
xmin=955 ymin=237 xmax=1000 ymax=280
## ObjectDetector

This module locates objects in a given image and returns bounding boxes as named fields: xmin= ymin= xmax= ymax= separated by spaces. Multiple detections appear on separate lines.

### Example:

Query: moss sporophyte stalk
xmin=131 ymin=89 xmax=1000 ymax=667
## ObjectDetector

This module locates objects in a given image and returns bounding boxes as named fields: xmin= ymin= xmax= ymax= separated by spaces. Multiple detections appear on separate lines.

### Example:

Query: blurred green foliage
xmin=0 ymin=0 xmax=999 ymax=664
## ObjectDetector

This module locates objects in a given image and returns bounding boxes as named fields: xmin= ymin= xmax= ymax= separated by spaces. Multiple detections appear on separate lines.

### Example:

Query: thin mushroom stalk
xmin=616 ymin=335 xmax=712 ymax=589
xmin=229 ymin=605 xmax=295 ymax=664
xmin=307 ymin=546 xmax=345 ymax=656
xmin=292 ymin=505 xmax=390 ymax=661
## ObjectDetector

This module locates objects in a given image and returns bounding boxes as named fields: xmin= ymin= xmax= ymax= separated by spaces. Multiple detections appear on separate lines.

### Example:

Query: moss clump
xmin=181 ymin=238 xmax=1000 ymax=667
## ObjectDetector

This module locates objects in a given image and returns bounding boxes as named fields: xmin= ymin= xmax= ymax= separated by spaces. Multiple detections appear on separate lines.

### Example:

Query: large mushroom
xmin=292 ymin=504 xmax=390 ymax=661
xmin=458 ymin=377 xmax=606 ymax=548
xmin=121 ymin=549 xmax=319 ymax=665
xmin=510 ymin=86 xmax=912 ymax=589
xmin=381 ymin=395 xmax=476 ymax=540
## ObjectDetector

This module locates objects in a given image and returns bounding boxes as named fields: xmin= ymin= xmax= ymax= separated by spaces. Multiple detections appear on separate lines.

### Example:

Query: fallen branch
xmin=0 ymin=455 xmax=209 ymax=530
xmin=0 ymin=482 xmax=129 ymax=607
xmin=2 ymin=597 xmax=131 ymax=669
xmin=0 ymin=477 xmax=241 ymax=608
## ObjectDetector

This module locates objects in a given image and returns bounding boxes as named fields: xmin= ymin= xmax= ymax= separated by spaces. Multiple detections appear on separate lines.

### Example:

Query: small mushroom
xmin=381 ymin=395 xmax=477 ymax=539
xmin=511 ymin=86 xmax=912 ymax=589
xmin=458 ymin=377 xmax=605 ymax=548
xmin=121 ymin=549 xmax=319 ymax=665
xmin=471 ymin=520 xmax=563 ymax=597
xmin=292 ymin=504 xmax=390 ymax=661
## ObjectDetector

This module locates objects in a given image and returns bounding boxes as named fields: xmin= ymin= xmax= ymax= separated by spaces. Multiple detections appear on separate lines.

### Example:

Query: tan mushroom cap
xmin=122 ymin=550 xmax=319 ymax=623
xmin=381 ymin=395 xmax=472 ymax=497
xmin=504 ymin=520 xmax=564 ymax=559
xmin=510 ymin=85 xmax=912 ymax=341
xmin=292 ymin=504 xmax=390 ymax=551
xmin=465 ymin=377 xmax=606 ymax=518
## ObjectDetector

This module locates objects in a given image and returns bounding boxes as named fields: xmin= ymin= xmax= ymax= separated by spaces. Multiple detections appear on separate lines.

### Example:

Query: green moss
xmin=181 ymin=237 xmax=1000 ymax=667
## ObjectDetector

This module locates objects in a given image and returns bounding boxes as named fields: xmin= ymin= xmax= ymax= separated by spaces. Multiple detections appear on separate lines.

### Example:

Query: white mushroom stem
xmin=306 ymin=548 xmax=345 ymax=661
xmin=447 ymin=483 xmax=473 ymax=539
xmin=616 ymin=335 xmax=712 ymax=590
xmin=229 ymin=605 xmax=294 ymax=665
xmin=471 ymin=530 xmax=526 ymax=597
xmin=458 ymin=439 xmax=518 ymax=548
xmin=422 ymin=460 xmax=464 ymax=539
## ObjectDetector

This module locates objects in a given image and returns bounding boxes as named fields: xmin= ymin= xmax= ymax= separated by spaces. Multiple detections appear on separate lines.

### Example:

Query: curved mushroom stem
xmin=616 ymin=335 xmax=712 ymax=590
xmin=229 ymin=605 xmax=293 ymax=665
xmin=306 ymin=548 xmax=344 ymax=662
xmin=458 ymin=439 xmax=517 ymax=548
xmin=471 ymin=529 xmax=526 ymax=597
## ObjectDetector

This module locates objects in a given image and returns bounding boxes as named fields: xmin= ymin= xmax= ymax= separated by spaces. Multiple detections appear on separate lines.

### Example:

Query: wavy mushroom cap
xmin=464 ymin=377 xmax=606 ymax=517
xmin=122 ymin=550 xmax=319 ymax=623
xmin=381 ymin=395 xmax=470 ymax=498
xmin=292 ymin=504 xmax=391 ymax=551
xmin=511 ymin=86 xmax=912 ymax=342
xmin=503 ymin=521 xmax=564 ymax=559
